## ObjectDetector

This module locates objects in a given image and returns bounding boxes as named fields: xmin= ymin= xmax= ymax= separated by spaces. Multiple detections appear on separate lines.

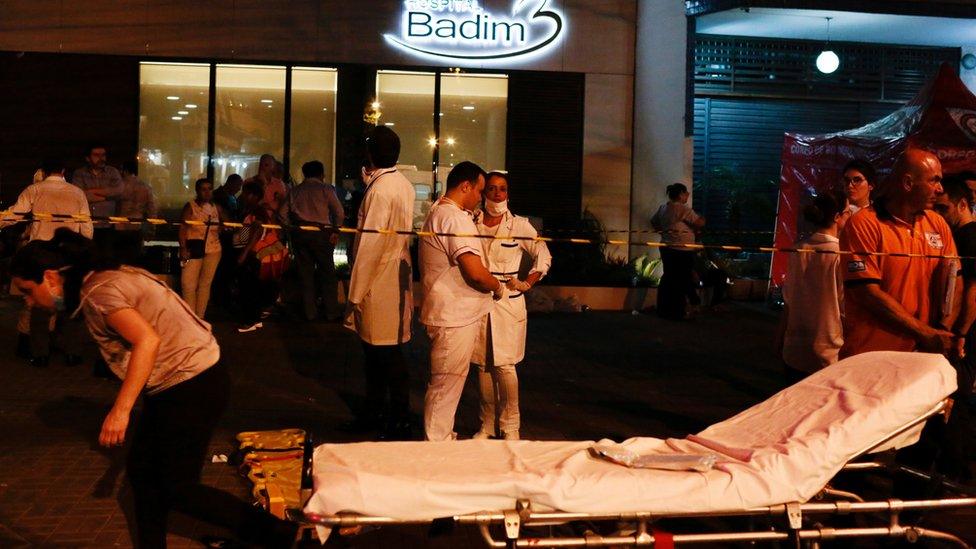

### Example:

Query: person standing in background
xmin=1 ymin=157 xmax=93 ymax=367
xmin=246 ymin=154 xmax=287 ymax=215
xmin=842 ymin=159 xmax=877 ymax=215
xmin=651 ymin=183 xmax=705 ymax=320
xmin=776 ymin=188 xmax=850 ymax=383
xmin=279 ymin=160 xmax=344 ymax=322
xmin=117 ymin=160 xmax=159 ymax=264
xmin=344 ymin=127 xmax=416 ymax=439
xmin=72 ymin=144 xmax=124 ymax=223
xmin=179 ymin=178 xmax=222 ymax=319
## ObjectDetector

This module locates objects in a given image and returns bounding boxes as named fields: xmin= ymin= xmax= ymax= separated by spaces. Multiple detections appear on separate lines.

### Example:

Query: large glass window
xmin=138 ymin=62 xmax=210 ymax=209
xmin=437 ymin=73 xmax=508 ymax=185
xmin=214 ymin=64 xmax=286 ymax=182
xmin=376 ymin=71 xmax=436 ymax=227
xmin=290 ymin=68 xmax=338 ymax=182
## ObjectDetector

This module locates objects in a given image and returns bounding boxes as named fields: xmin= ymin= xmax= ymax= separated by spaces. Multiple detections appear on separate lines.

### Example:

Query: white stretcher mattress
xmin=306 ymin=351 xmax=956 ymax=520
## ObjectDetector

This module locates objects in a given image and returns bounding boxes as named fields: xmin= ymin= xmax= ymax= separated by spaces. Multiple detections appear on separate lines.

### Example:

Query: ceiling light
xmin=166 ymin=96 xmax=179 ymax=100
xmin=177 ymin=110 xmax=189 ymax=115
xmin=322 ymin=107 xmax=328 ymax=111
xmin=185 ymin=104 xmax=197 ymax=108
xmin=261 ymin=99 xmax=273 ymax=104
xmin=171 ymin=116 xmax=183 ymax=120
xmin=384 ymin=122 xmax=395 ymax=126
xmin=816 ymin=51 xmax=840 ymax=74
xmin=462 ymin=105 xmax=475 ymax=111
xmin=371 ymin=101 xmax=381 ymax=109
xmin=446 ymin=137 xmax=456 ymax=146
xmin=816 ymin=17 xmax=840 ymax=74
xmin=439 ymin=112 xmax=444 ymax=116
xmin=428 ymin=137 xmax=437 ymax=146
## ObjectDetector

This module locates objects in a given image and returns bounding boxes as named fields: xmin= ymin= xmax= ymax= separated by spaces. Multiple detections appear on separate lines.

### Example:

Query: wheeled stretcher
xmin=277 ymin=352 xmax=976 ymax=547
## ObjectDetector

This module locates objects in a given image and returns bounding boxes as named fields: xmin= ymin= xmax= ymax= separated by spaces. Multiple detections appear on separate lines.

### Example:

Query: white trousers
xmin=424 ymin=319 xmax=483 ymax=441
xmin=181 ymin=250 xmax=221 ymax=318
xmin=477 ymin=363 xmax=519 ymax=437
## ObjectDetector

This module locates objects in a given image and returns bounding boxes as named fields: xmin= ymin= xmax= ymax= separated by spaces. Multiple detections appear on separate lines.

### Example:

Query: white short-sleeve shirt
xmin=782 ymin=233 xmax=844 ymax=373
xmin=419 ymin=199 xmax=493 ymax=327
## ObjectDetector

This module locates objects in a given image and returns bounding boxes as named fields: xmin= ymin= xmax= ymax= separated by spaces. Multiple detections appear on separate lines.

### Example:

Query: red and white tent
xmin=772 ymin=63 xmax=976 ymax=289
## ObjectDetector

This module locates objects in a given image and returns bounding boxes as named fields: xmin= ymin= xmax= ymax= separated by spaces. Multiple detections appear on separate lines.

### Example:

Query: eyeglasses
xmin=843 ymin=176 xmax=867 ymax=186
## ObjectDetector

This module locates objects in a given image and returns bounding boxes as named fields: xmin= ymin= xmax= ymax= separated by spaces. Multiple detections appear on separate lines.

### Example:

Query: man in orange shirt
xmin=840 ymin=149 xmax=962 ymax=358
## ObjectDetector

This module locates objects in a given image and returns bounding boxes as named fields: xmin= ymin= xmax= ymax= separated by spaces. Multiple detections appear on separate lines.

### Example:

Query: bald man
xmin=840 ymin=149 xmax=962 ymax=359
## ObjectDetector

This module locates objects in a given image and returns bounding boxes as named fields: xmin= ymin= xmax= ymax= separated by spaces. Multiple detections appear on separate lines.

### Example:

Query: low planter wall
xmin=334 ymin=280 xmax=768 ymax=312
xmin=530 ymin=285 xmax=657 ymax=311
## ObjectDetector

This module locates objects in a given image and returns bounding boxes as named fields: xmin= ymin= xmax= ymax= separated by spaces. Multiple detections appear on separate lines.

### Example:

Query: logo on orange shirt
xmin=925 ymin=232 xmax=944 ymax=249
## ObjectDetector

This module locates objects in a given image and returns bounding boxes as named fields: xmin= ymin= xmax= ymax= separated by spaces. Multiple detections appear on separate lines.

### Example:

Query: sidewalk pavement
xmin=0 ymin=296 xmax=972 ymax=547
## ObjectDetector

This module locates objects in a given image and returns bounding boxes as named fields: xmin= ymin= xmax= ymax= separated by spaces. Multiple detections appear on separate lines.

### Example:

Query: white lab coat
xmin=344 ymin=168 xmax=416 ymax=345
xmin=472 ymin=211 xmax=552 ymax=366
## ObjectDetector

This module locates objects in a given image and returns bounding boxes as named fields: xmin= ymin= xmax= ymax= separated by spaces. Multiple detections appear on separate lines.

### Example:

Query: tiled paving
xmin=0 ymin=296 xmax=973 ymax=547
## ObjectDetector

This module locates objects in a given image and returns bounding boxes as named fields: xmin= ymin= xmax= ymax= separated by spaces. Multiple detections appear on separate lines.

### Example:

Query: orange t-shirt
xmin=840 ymin=205 xmax=957 ymax=357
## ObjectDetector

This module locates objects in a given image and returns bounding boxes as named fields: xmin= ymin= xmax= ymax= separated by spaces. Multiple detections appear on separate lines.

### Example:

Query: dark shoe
xmin=64 ymin=354 xmax=83 ymax=367
xmin=29 ymin=355 xmax=49 ymax=368
xmin=16 ymin=334 xmax=31 ymax=360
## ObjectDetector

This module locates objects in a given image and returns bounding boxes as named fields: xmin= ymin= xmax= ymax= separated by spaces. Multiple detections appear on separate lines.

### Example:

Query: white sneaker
xmin=237 ymin=321 xmax=264 ymax=333
xmin=472 ymin=430 xmax=493 ymax=440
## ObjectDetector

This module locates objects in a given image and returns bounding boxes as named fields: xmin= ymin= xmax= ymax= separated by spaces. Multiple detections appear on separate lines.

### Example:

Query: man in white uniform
xmin=344 ymin=127 xmax=416 ymax=439
xmin=420 ymin=161 xmax=504 ymax=441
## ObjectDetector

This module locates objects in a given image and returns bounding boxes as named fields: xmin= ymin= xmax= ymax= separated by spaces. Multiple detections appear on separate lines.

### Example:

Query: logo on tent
xmin=948 ymin=109 xmax=976 ymax=143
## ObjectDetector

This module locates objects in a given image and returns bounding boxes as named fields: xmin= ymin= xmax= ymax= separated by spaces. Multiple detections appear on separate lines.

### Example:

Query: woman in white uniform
xmin=472 ymin=172 xmax=551 ymax=440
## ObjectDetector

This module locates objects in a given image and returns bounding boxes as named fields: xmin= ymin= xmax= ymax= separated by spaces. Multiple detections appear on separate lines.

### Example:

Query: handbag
xmin=185 ymin=213 xmax=212 ymax=259
xmin=186 ymin=239 xmax=205 ymax=259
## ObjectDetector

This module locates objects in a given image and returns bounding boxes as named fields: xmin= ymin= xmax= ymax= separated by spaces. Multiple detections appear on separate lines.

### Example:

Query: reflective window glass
xmin=376 ymin=70 xmax=436 ymax=227
xmin=214 ymin=65 xmax=286 ymax=183
xmin=138 ymin=62 xmax=210 ymax=209
xmin=437 ymin=73 xmax=508 ymax=185
xmin=290 ymin=68 xmax=338 ymax=183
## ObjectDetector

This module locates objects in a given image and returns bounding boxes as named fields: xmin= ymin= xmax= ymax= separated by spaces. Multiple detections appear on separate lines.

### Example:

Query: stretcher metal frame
xmin=292 ymin=399 xmax=976 ymax=548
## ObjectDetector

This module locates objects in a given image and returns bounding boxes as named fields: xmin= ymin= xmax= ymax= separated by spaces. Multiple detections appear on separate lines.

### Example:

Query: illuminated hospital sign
xmin=384 ymin=0 xmax=565 ymax=63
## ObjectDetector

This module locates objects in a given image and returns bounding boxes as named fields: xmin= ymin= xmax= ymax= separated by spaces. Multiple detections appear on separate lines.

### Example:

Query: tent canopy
xmin=772 ymin=63 xmax=976 ymax=288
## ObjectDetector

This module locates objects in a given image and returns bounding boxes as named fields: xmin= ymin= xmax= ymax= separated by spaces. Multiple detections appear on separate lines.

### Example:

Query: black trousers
xmin=126 ymin=362 xmax=295 ymax=548
xmin=237 ymin=256 xmax=274 ymax=324
xmin=361 ymin=342 xmax=410 ymax=421
xmin=291 ymin=230 xmax=338 ymax=321
xmin=657 ymin=247 xmax=700 ymax=319
xmin=893 ymin=351 xmax=975 ymax=507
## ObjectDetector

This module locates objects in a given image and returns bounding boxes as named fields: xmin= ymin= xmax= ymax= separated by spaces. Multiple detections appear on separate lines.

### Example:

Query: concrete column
xmin=631 ymin=0 xmax=691 ymax=259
